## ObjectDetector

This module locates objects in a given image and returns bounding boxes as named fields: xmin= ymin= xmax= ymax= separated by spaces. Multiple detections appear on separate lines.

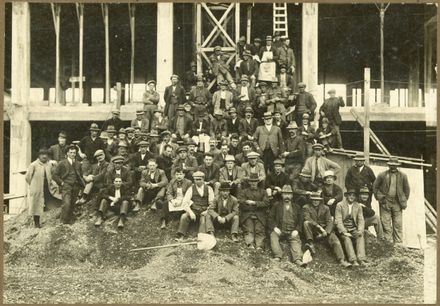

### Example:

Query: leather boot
xmin=33 ymin=216 xmax=41 ymax=228
xmin=118 ymin=215 xmax=125 ymax=229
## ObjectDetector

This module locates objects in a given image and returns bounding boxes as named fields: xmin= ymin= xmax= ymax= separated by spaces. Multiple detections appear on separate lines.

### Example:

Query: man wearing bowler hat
xmin=53 ymin=144 xmax=85 ymax=224
xmin=254 ymin=111 xmax=284 ymax=173
xmin=206 ymin=182 xmax=240 ymax=242
xmin=373 ymin=156 xmax=410 ymax=244
xmin=335 ymin=188 xmax=367 ymax=266
xmin=238 ymin=173 xmax=270 ymax=249
xmin=269 ymin=185 xmax=306 ymax=267
xmin=131 ymin=110 xmax=150 ymax=132
xmin=164 ymin=74 xmax=186 ymax=119
xmin=226 ymin=107 xmax=241 ymax=136
xmin=79 ymin=123 xmax=106 ymax=164
xmin=320 ymin=88 xmax=345 ymax=149
xmin=142 ymin=80 xmax=160 ymax=121
xmin=48 ymin=131 xmax=68 ymax=162
xmin=345 ymin=152 xmax=376 ymax=205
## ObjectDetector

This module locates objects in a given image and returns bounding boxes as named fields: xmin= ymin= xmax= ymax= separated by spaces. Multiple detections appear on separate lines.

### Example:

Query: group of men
xmin=24 ymin=32 xmax=410 ymax=268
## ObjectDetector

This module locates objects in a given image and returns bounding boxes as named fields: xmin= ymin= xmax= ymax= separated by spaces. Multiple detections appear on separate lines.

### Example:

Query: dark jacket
xmin=292 ymin=178 xmax=319 ymax=206
xmin=90 ymin=160 xmax=109 ymax=190
xmin=53 ymin=159 xmax=85 ymax=188
xmin=164 ymin=84 xmax=186 ymax=115
xmin=198 ymin=163 xmax=221 ymax=185
xmin=320 ymin=97 xmax=345 ymax=126
xmin=169 ymin=116 xmax=193 ymax=137
xmin=345 ymin=165 xmax=376 ymax=192
xmin=208 ymin=195 xmax=239 ymax=221
xmin=79 ymin=136 xmax=106 ymax=161
xmin=284 ymin=136 xmax=305 ymax=165
xmin=105 ymin=166 xmax=133 ymax=191
xmin=268 ymin=200 xmax=302 ymax=233
xmin=265 ymin=171 xmax=291 ymax=190
xmin=239 ymin=117 xmax=259 ymax=139
xmin=139 ymin=169 xmax=168 ymax=189
xmin=237 ymin=187 xmax=270 ymax=225
xmin=157 ymin=154 xmax=174 ymax=181
xmin=373 ymin=169 xmax=410 ymax=208
xmin=226 ymin=117 xmax=241 ymax=136
xmin=101 ymin=185 xmax=131 ymax=202
xmin=321 ymin=183 xmax=344 ymax=217
xmin=48 ymin=144 xmax=68 ymax=162
xmin=192 ymin=119 xmax=210 ymax=136
xmin=102 ymin=117 xmax=123 ymax=132
xmin=302 ymin=203 xmax=333 ymax=234
xmin=238 ymin=59 xmax=259 ymax=78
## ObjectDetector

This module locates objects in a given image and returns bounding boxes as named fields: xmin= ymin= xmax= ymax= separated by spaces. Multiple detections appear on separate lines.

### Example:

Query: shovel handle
xmin=130 ymin=241 xmax=197 ymax=252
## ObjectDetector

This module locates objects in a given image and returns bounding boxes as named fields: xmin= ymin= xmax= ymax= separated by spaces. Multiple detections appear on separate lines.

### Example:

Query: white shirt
xmin=116 ymin=169 xmax=121 ymax=175
xmin=280 ymin=73 xmax=287 ymax=87
xmin=358 ymin=165 xmax=364 ymax=173
xmin=141 ymin=153 xmax=146 ymax=160
xmin=220 ymin=91 xmax=226 ymax=99
xmin=348 ymin=203 xmax=353 ymax=215
xmin=265 ymin=124 xmax=273 ymax=132
xmin=149 ymin=171 xmax=156 ymax=180
xmin=67 ymin=157 xmax=74 ymax=165
xmin=240 ymin=86 xmax=249 ymax=100
xmin=137 ymin=120 xmax=143 ymax=127
xmin=114 ymin=188 xmax=121 ymax=199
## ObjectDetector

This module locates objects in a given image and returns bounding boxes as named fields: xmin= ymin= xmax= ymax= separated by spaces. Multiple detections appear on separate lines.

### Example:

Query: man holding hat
xmin=373 ymin=156 xmax=410 ymax=243
xmin=254 ymin=111 xmax=284 ymax=173
xmin=206 ymin=182 xmax=240 ymax=242
xmin=135 ymin=158 xmax=168 ymax=211
xmin=239 ymin=107 xmax=259 ymax=141
xmin=238 ymin=51 xmax=259 ymax=87
xmin=237 ymin=173 xmax=270 ymax=249
xmin=79 ymin=123 xmax=106 ymax=163
xmin=102 ymin=110 xmax=123 ymax=132
xmin=289 ymin=82 xmax=317 ymax=126
xmin=241 ymin=151 xmax=266 ymax=185
xmin=142 ymin=80 xmax=160 ymax=121
xmin=321 ymin=170 xmax=344 ymax=217
xmin=345 ymin=152 xmax=376 ymax=207
xmin=268 ymin=185 xmax=306 ymax=267
xmin=25 ymin=148 xmax=57 ymax=228
xmin=265 ymin=159 xmax=291 ymax=199
xmin=169 ymin=105 xmax=193 ymax=140
xmin=164 ymin=74 xmax=186 ymax=119
xmin=358 ymin=185 xmax=384 ymax=240
xmin=335 ymin=188 xmax=367 ymax=266
xmin=219 ymin=154 xmax=244 ymax=196
xmin=281 ymin=121 xmax=305 ymax=181
xmin=171 ymin=146 xmax=198 ymax=179
xmin=176 ymin=171 xmax=215 ymax=240
xmin=48 ymin=131 xmax=68 ymax=162
xmin=53 ymin=144 xmax=85 ymax=224
xmin=188 ymin=74 xmax=212 ymax=117
xmin=131 ymin=110 xmax=150 ymax=132
xmin=302 ymin=143 xmax=341 ymax=183
xmin=319 ymin=89 xmax=345 ymax=149
xmin=302 ymin=192 xmax=352 ymax=268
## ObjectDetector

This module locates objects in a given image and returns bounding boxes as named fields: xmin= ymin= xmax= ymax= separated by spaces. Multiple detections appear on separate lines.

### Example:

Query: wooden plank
xmin=364 ymin=68 xmax=371 ymax=164
xmin=102 ymin=4 xmax=110 ymax=104
xmin=76 ymin=3 xmax=84 ymax=104
xmin=246 ymin=5 xmax=251 ymax=44
xmin=202 ymin=3 xmax=235 ymax=47
xmin=196 ymin=3 xmax=202 ymax=75
xmin=50 ymin=4 xmax=62 ymax=105
xmin=201 ymin=3 xmax=234 ymax=48
xmin=129 ymin=4 xmax=135 ymax=104
xmin=425 ymin=198 xmax=437 ymax=218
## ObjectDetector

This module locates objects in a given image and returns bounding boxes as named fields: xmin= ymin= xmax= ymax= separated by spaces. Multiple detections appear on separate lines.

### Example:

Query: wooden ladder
xmin=351 ymin=107 xmax=437 ymax=234
xmin=273 ymin=3 xmax=288 ymax=37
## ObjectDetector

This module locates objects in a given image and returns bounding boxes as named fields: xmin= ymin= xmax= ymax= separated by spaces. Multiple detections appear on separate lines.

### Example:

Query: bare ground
xmin=3 ymin=202 xmax=428 ymax=304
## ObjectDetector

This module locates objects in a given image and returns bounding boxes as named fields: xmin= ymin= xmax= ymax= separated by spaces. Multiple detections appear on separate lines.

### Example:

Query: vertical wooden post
xmin=129 ymin=4 xmax=135 ymax=104
xmin=76 ymin=3 xmax=84 ymax=104
xmin=51 ymin=4 xmax=62 ymax=105
xmin=102 ymin=4 xmax=110 ymax=104
xmin=115 ymin=82 xmax=122 ymax=109
xmin=302 ymin=4 xmax=319 ymax=120
xmin=196 ymin=3 xmax=202 ymax=75
xmin=364 ymin=68 xmax=371 ymax=165
xmin=9 ymin=2 xmax=32 ymax=213
xmin=156 ymin=2 xmax=174 ymax=107
xmin=235 ymin=3 xmax=240 ymax=41
xmin=246 ymin=5 xmax=252 ymax=44
xmin=380 ymin=4 xmax=385 ymax=105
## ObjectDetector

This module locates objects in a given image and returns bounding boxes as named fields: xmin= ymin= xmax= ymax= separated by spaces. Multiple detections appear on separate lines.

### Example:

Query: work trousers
xmin=136 ymin=186 xmax=166 ymax=205
xmin=380 ymin=198 xmax=403 ymax=243
xmin=60 ymin=184 xmax=81 ymax=224
xmin=99 ymin=198 xmax=130 ymax=216
xmin=143 ymin=104 xmax=158 ymax=122
xmin=303 ymin=221 xmax=345 ymax=261
xmin=177 ymin=211 xmax=208 ymax=235
xmin=270 ymin=231 xmax=303 ymax=261
xmin=242 ymin=217 xmax=265 ymax=248
xmin=365 ymin=214 xmax=384 ymax=239
xmin=338 ymin=230 xmax=366 ymax=262
xmin=332 ymin=124 xmax=343 ymax=149
xmin=205 ymin=214 xmax=239 ymax=234
xmin=262 ymin=148 xmax=276 ymax=173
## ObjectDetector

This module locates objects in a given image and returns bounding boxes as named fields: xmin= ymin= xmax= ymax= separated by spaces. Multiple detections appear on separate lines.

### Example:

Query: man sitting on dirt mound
xmin=94 ymin=176 xmax=131 ymax=229
xmin=268 ymin=185 xmax=307 ymax=268
xmin=175 ymin=171 xmax=214 ymax=241
xmin=302 ymin=192 xmax=352 ymax=268
xmin=205 ymin=182 xmax=240 ymax=242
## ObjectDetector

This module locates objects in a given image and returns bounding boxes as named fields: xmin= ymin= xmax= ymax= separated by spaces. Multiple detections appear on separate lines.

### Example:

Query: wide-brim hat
xmin=387 ymin=156 xmax=401 ymax=166
xmin=353 ymin=153 xmax=366 ymax=161
xmin=344 ymin=189 xmax=357 ymax=196
xmin=244 ymin=107 xmax=254 ymax=113
xmin=281 ymin=185 xmax=293 ymax=193
xmin=89 ymin=123 xmax=100 ymax=131
xmin=263 ymin=111 xmax=273 ymax=119
xmin=219 ymin=182 xmax=232 ymax=191
xmin=286 ymin=122 xmax=299 ymax=130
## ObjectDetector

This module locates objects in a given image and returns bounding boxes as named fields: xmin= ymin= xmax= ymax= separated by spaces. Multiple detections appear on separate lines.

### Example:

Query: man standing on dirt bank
xmin=373 ymin=157 xmax=410 ymax=244
xmin=176 ymin=171 xmax=214 ymax=241
xmin=53 ymin=144 xmax=85 ymax=224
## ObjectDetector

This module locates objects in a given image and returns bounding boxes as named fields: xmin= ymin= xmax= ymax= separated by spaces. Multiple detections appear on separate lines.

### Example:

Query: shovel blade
xmin=196 ymin=233 xmax=217 ymax=250
xmin=302 ymin=249 xmax=313 ymax=264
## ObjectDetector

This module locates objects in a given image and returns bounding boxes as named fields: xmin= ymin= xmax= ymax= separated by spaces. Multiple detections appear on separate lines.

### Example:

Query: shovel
xmin=130 ymin=233 xmax=217 ymax=252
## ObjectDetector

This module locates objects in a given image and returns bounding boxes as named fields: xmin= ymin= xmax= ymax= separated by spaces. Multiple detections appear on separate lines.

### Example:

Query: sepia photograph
xmin=2 ymin=1 xmax=438 ymax=304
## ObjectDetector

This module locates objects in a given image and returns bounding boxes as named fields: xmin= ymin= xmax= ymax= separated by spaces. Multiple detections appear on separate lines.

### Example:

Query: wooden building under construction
xmin=3 ymin=3 xmax=437 ymax=236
